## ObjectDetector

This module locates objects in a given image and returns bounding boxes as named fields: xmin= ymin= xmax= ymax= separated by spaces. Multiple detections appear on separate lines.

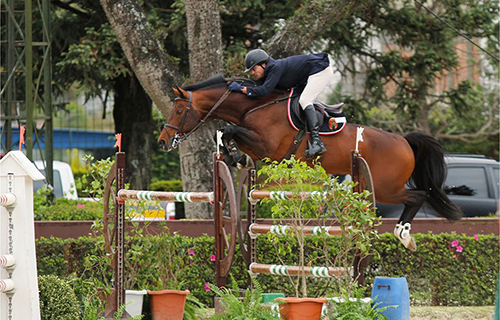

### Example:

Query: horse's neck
xmin=199 ymin=90 xmax=287 ymax=126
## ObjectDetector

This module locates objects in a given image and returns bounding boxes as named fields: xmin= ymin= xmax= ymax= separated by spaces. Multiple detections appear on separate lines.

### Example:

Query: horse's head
xmin=158 ymin=86 xmax=202 ymax=151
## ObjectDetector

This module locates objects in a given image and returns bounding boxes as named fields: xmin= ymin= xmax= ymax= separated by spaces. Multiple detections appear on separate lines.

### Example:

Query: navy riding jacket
xmin=246 ymin=53 xmax=329 ymax=98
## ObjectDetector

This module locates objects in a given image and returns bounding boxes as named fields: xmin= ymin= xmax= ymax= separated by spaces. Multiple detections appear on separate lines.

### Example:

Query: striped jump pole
xmin=0 ymin=193 xmax=16 ymax=207
xmin=249 ymin=263 xmax=348 ymax=278
xmin=117 ymin=189 xmax=214 ymax=203
xmin=248 ymin=223 xmax=343 ymax=239
xmin=248 ymin=190 xmax=332 ymax=203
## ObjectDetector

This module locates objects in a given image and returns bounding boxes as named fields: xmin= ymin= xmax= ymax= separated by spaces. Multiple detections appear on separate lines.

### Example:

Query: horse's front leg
xmin=221 ymin=125 xmax=268 ymax=167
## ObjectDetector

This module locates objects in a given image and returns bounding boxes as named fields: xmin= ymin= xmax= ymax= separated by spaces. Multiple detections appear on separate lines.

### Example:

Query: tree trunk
xmin=99 ymin=0 xmax=181 ymax=118
xmin=182 ymin=0 xmax=224 ymax=218
xmin=113 ymin=75 xmax=153 ymax=189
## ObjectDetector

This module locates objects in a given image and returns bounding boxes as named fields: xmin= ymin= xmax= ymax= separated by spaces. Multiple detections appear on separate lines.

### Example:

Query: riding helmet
xmin=244 ymin=49 xmax=269 ymax=73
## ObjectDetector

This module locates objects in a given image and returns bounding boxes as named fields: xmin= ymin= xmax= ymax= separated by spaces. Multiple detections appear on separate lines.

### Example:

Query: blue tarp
xmin=1 ymin=128 xmax=115 ymax=150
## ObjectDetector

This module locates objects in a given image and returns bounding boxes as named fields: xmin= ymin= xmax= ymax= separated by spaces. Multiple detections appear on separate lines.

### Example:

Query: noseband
xmin=163 ymin=89 xmax=231 ymax=150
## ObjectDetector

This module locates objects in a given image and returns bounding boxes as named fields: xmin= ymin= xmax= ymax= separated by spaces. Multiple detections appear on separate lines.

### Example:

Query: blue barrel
xmin=371 ymin=276 xmax=410 ymax=320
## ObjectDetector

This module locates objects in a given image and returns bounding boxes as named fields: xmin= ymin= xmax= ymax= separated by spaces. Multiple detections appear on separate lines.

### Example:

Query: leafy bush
xmin=327 ymin=287 xmax=390 ymax=319
xmin=36 ymin=233 xmax=499 ymax=307
xmin=209 ymin=277 xmax=279 ymax=320
xmin=150 ymin=180 xmax=183 ymax=192
xmin=34 ymin=198 xmax=103 ymax=221
xmin=38 ymin=275 xmax=80 ymax=320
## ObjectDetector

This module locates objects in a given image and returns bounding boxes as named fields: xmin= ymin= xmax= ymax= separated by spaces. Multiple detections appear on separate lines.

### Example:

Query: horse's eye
xmin=177 ymin=110 xmax=183 ymax=114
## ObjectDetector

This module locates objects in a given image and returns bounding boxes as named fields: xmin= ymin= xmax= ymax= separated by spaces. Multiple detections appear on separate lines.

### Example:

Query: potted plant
xmin=257 ymin=156 xmax=379 ymax=320
xmin=143 ymin=231 xmax=192 ymax=320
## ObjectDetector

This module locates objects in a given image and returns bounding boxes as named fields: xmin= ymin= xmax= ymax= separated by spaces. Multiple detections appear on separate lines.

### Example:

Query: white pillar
xmin=0 ymin=151 xmax=44 ymax=320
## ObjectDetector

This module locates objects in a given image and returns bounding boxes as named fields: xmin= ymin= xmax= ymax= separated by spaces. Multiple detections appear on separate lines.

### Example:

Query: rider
xmin=228 ymin=49 xmax=334 ymax=157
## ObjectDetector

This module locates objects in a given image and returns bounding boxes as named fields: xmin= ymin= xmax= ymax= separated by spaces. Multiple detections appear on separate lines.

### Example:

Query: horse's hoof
xmin=399 ymin=235 xmax=417 ymax=252
xmin=406 ymin=236 xmax=417 ymax=252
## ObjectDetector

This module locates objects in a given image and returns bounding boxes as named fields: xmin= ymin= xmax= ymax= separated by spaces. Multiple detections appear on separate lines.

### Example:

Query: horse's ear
xmin=178 ymin=87 xmax=188 ymax=99
xmin=172 ymin=85 xmax=187 ymax=99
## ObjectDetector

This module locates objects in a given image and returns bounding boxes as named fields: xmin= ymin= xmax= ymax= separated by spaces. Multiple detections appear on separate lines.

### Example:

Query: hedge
xmin=36 ymin=232 xmax=499 ymax=307
xmin=34 ymin=198 xmax=103 ymax=221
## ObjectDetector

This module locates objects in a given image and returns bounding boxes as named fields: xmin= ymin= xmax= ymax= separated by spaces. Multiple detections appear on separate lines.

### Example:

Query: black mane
xmin=182 ymin=73 xmax=258 ymax=91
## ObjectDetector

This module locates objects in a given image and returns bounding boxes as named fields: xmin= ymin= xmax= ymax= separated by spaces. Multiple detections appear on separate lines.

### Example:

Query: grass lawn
xmin=198 ymin=306 xmax=495 ymax=319
xmin=410 ymin=306 xmax=494 ymax=320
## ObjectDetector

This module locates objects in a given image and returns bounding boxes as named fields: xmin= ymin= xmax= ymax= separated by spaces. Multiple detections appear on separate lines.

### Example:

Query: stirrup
xmin=305 ymin=141 xmax=326 ymax=159
xmin=394 ymin=222 xmax=417 ymax=252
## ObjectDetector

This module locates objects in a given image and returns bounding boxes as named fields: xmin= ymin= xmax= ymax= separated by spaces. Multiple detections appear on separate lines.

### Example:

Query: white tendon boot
xmin=394 ymin=222 xmax=417 ymax=252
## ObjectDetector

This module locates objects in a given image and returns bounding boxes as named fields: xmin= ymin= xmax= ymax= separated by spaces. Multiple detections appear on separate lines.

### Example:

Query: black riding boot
xmin=304 ymin=105 xmax=327 ymax=157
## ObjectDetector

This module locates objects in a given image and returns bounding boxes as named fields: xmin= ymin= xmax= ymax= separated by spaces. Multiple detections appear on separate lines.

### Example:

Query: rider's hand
xmin=229 ymin=81 xmax=244 ymax=93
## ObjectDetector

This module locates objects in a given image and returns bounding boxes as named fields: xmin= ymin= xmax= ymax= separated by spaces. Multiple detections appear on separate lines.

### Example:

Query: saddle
xmin=287 ymin=89 xmax=347 ymax=135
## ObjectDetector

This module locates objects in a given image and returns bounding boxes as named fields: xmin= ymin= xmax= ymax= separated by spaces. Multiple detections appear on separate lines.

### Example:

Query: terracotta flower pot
xmin=147 ymin=289 xmax=190 ymax=320
xmin=275 ymin=297 xmax=327 ymax=320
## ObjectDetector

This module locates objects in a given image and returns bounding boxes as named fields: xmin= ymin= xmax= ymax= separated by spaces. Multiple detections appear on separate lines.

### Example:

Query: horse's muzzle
xmin=159 ymin=133 xmax=185 ymax=152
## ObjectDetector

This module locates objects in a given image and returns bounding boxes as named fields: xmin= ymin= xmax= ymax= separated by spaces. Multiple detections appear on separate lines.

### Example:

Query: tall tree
xmin=99 ymin=0 xmax=363 ymax=217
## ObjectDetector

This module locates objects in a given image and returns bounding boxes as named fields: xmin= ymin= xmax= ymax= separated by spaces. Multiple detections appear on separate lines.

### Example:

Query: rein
xmin=164 ymin=89 xmax=231 ymax=148
xmin=239 ymin=94 xmax=294 ymax=124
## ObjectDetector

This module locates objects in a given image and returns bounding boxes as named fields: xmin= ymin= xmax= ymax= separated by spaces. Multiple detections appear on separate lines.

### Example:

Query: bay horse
xmin=158 ymin=75 xmax=463 ymax=251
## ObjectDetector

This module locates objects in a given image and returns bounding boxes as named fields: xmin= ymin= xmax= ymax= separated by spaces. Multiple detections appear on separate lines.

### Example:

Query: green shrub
xmin=36 ymin=232 xmax=499 ymax=307
xmin=150 ymin=180 xmax=183 ymax=192
xmin=34 ymin=198 xmax=103 ymax=221
xmin=38 ymin=275 xmax=80 ymax=320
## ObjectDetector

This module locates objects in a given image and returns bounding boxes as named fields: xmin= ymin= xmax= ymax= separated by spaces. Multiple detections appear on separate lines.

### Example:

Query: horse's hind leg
xmin=394 ymin=190 xmax=426 ymax=252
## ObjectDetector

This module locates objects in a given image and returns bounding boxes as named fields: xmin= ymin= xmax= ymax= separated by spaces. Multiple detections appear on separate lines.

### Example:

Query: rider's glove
xmin=228 ymin=81 xmax=244 ymax=93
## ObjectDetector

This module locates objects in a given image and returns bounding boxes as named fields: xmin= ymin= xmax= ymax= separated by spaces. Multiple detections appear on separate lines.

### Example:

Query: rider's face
xmin=250 ymin=63 xmax=266 ymax=79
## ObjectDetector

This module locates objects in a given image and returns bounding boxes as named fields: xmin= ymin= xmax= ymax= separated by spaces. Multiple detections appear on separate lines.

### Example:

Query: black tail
xmin=404 ymin=132 xmax=463 ymax=220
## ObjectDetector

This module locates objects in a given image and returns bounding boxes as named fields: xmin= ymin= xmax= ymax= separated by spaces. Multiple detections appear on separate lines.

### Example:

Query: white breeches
xmin=299 ymin=63 xmax=334 ymax=110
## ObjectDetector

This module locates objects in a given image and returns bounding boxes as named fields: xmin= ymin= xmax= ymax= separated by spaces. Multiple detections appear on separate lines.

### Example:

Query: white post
xmin=0 ymin=151 xmax=44 ymax=320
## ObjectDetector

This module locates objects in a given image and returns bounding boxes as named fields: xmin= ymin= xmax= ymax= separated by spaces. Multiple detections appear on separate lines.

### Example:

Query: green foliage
xmin=150 ymin=180 xmax=183 ymax=192
xmin=257 ymin=156 xmax=379 ymax=298
xmin=368 ymin=232 xmax=500 ymax=306
xmin=56 ymin=25 xmax=130 ymax=94
xmin=34 ymin=198 xmax=103 ymax=221
xmin=79 ymin=155 xmax=114 ymax=200
xmin=36 ymin=233 xmax=499 ymax=307
xmin=67 ymin=275 xmax=106 ymax=320
xmin=329 ymin=301 xmax=389 ymax=320
xmin=38 ymin=275 xmax=80 ymax=320
xmin=209 ymin=277 xmax=280 ymax=320
xmin=34 ymin=185 xmax=55 ymax=207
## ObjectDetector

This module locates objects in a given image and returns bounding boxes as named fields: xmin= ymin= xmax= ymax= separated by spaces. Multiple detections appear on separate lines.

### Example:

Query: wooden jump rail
xmin=248 ymin=223 xmax=343 ymax=238
xmin=248 ymin=190 xmax=333 ymax=202
xmin=103 ymin=148 xmax=240 ymax=316
xmin=117 ymin=190 xmax=214 ymax=203
xmin=245 ymin=151 xmax=375 ymax=285
xmin=249 ymin=263 xmax=349 ymax=278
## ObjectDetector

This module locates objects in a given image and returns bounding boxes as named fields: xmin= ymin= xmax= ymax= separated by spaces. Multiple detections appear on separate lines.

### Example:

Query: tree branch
xmin=51 ymin=0 xmax=91 ymax=18
xmin=264 ymin=0 xmax=367 ymax=57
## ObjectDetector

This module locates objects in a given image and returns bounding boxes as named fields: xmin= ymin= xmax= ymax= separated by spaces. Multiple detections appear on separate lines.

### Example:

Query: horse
xmin=158 ymin=74 xmax=463 ymax=251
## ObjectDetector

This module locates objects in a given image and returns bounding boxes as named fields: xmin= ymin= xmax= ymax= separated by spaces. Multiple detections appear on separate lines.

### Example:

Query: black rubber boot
xmin=304 ymin=105 xmax=327 ymax=157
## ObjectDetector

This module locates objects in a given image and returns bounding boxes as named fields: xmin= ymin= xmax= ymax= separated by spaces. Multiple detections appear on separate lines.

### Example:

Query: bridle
xmin=162 ymin=88 xmax=231 ymax=151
